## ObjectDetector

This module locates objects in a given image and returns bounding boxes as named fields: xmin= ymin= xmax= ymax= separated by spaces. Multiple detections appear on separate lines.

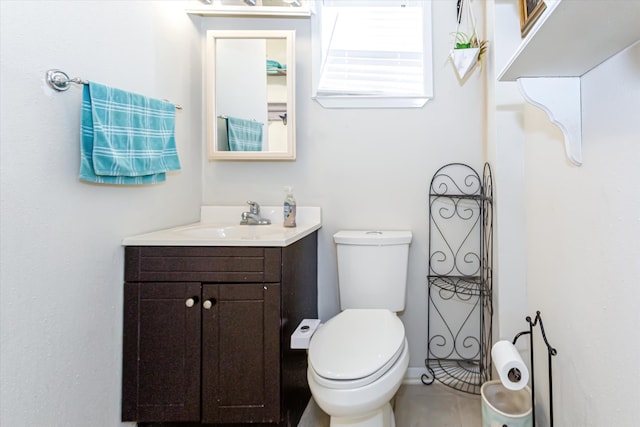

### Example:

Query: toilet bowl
xmin=307 ymin=309 xmax=409 ymax=427
xmin=307 ymin=230 xmax=412 ymax=427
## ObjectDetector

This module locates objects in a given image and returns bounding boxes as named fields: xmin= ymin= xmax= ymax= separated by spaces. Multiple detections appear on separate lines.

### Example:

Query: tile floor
xmin=298 ymin=382 xmax=482 ymax=427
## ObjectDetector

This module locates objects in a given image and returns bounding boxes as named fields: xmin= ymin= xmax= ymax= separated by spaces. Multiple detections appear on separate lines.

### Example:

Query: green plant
xmin=452 ymin=31 xmax=488 ymax=61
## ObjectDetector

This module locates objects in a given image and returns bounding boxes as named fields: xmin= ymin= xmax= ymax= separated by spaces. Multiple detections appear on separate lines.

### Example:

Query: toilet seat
xmin=309 ymin=338 xmax=407 ymax=390
xmin=308 ymin=309 xmax=405 ymax=390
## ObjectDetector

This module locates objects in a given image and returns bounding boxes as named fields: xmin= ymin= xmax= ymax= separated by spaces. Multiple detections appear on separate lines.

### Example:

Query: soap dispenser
xmin=283 ymin=186 xmax=297 ymax=228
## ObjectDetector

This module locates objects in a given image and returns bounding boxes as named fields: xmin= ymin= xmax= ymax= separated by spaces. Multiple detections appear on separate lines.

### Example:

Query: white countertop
xmin=122 ymin=206 xmax=321 ymax=247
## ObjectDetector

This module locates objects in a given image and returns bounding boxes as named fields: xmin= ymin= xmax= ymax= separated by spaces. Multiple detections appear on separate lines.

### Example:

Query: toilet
xmin=307 ymin=230 xmax=412 ymax=427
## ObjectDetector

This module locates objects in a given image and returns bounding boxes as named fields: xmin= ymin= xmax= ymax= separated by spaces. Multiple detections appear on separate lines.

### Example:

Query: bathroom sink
xmin=175 ymin=223 xmax=293 ymax=241
xmin=121 ymin=206 xmax=322 ymax=247
xmin=175 ymin=223 xmax=249 ymax=238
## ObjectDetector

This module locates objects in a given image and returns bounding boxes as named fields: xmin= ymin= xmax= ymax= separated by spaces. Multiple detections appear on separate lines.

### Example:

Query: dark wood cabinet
xmin=122 ymin=232 xmax=317 ymax=427
xmin=201 ymin=283 xmax=280 ymax=424
xmin=122 ymin=282 xmax=202 ymax=422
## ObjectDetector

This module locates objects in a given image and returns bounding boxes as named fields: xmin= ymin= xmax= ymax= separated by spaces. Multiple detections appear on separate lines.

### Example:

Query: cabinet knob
xmin=203 ymin=298 xmax=216 ymax=310
xmin=185 ymin=297 xmax=199 ymax=308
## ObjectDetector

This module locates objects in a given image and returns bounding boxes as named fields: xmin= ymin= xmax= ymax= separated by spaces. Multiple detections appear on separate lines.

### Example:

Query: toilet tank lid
xmin=334 ymin=230 xmax=412 ymax=245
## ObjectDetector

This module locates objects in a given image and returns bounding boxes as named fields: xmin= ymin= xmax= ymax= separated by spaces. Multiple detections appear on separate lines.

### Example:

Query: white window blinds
xmin=312 ymin=1 xmax=432 ymax=108
xmin=317 ymin=7 xmax=423 ymax=96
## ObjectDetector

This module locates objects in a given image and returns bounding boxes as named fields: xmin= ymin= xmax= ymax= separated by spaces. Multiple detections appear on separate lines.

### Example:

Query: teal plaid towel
xmin=80 ymin=82 xmax=180 ymax=184
xmin=226 ymin=116 xmax=263 ymax=151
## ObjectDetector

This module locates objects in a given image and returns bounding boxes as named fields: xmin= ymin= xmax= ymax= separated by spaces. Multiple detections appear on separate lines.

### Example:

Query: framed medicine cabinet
xmin=206 ymin=30 xmax=296 ymax=160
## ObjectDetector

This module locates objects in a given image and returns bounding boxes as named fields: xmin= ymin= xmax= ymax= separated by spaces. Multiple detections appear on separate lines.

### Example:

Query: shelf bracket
xmin=517 ymin=77 xmax=582 ymax=166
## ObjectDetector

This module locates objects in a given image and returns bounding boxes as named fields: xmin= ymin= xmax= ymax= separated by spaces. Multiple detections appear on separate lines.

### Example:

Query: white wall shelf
xmin=499 ymin=1 xmax=640 ymax=81
xmin=498 ymin=0 xmax=640 ymax=166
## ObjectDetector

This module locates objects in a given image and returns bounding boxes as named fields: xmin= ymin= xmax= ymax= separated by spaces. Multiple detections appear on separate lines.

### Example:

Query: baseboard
xmin=403 ymin=367 xmax=426 ymax=385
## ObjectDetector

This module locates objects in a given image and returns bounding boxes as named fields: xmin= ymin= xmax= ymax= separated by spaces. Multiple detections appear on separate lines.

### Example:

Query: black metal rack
xmin=513 ymin=311 xmax=558 ymax=427
xmin=422 ymin=163 xmax=493 ymax=395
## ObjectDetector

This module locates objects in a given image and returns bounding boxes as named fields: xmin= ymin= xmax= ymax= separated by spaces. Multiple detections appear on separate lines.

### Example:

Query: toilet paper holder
xmin=511 ymin=310 xmax=558 ymax=427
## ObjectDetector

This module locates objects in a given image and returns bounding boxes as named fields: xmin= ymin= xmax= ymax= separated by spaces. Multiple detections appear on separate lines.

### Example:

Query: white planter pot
xmin=450 ymin=47 xmax=480 ymax=80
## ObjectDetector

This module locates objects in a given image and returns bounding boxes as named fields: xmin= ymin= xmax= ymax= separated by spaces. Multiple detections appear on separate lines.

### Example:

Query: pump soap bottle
xmin=283 ymin=186 xmax=297 ymax=228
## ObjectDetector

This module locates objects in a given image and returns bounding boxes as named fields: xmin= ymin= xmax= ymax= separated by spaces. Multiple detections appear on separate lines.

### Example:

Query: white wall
xmin=0 ymin=2 xmax=202 ymax=426
xmin=522 ymin=41 xmax=640 ymax=426
xmin=487 ymin=0 xmax=530 ymax=356
xmin=489 ymin=1 xmax=640 ymax=423
xmin=197 ymin=1 xmax=487 ymax=371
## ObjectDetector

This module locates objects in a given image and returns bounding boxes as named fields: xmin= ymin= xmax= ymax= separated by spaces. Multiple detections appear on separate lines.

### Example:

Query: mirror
xmin=206 ymin=30 xmax=296 ymax=160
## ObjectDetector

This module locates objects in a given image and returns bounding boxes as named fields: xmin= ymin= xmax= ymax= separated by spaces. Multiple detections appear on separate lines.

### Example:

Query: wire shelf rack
xmin=422 ymin=163 xmax=493 ymax=395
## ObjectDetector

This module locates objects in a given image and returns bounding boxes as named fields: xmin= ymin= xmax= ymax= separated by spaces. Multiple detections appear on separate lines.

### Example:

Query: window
xmin=311 ymin=0 xmax=433 ymax=108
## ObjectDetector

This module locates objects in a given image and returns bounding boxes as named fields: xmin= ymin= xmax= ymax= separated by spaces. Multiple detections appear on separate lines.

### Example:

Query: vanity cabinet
xmin=121 ymin=232 xmax=317 ymax=426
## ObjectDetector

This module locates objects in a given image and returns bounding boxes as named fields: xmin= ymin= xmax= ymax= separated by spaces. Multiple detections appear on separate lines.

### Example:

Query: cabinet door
xmin=202 ymin=283 xmax=281 ymax=424
xmin=122 ymin=282 xmax=201 ymax=422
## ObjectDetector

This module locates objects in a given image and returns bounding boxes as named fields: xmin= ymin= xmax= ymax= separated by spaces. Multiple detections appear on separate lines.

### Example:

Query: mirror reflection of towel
xmin=266 ymin=59 xmax=286 ymax=75
xmin=226 ymin=116 xmax=263 ymax=151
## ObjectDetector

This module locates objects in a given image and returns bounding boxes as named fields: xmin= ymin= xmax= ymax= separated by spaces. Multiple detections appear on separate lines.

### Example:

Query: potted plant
xmin=450 ymin=30 xmax=488 ymax=79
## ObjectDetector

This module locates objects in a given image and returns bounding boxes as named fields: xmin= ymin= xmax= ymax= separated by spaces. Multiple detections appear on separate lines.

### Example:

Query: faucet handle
xmin=246 ymin=200 xmax=260 ymax=214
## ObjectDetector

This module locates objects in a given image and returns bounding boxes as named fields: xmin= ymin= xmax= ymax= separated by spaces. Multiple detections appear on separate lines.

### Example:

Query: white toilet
xmin=307 ymin=230 xmax=412 ymax=427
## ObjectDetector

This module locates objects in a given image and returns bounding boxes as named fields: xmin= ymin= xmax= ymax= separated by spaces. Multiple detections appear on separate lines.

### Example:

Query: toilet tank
xmin=334 ymin=230 xmax=412 ymax=312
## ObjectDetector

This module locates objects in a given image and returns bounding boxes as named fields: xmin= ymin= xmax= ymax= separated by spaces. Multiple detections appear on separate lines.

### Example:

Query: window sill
xmin=312 ymin=95 xmax=431 ymax=109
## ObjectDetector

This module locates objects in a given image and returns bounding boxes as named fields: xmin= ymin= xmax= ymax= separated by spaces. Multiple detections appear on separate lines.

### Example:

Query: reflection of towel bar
xmin=220 ymin=113 xmax=286 ymax=125
xmin=46 ymin=69 xmax=183 ymax=110
xmin=218 ymin=115 xmax=261 ymax=122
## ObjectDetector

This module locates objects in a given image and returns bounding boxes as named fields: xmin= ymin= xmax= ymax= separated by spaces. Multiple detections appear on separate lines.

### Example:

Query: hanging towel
xmin=80 ymin=82 xmax=180 ymax=184
xmin=226 ymin=116 xmax=263 ymax=151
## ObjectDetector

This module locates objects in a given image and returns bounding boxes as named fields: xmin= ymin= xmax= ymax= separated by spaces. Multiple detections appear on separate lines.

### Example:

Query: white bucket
xmin=481 ymin=380 xmax=532 ymax=427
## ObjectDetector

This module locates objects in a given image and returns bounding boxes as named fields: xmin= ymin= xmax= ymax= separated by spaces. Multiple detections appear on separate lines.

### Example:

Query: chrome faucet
xmin=240 ymin=200 xmax=271 ymax=225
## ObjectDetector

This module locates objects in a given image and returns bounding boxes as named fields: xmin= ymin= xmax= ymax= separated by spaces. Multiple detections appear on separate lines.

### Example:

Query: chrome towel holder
xmin=46 ymin=69 xmax=88 ymax=92
xmin=45 ymin=69 xmax=183 ymax=109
